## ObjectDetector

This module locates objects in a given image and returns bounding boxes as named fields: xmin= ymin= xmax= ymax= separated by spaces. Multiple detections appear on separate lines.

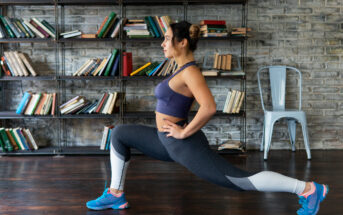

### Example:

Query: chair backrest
xmin=257 ymin=66 xmax=302 ymax=111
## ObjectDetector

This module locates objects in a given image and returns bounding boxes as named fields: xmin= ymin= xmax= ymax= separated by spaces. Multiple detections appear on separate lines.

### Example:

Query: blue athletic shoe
xmin=297 ymin=182 xmax=329 ymax=215
xmin=86 ymin=188 xmax=129 ymax=210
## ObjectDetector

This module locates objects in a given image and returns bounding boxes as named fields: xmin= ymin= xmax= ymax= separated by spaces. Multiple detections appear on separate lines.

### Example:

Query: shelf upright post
xmin=0 ymin=5 xmax=4 ymax=129
xmin=183 ymin=1 xmax=188 ymax=21
xmin=119 ymin=0 xmax=124 ymax=125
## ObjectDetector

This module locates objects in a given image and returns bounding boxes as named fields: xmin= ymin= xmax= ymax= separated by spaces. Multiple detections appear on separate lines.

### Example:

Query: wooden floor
xmin=0 ymin=150 xmax=341 ymax=215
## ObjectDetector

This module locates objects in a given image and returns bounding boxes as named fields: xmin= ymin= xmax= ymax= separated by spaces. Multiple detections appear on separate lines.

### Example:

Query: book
xmin=20 ymin=19 xmax=35 ymax=38
xmin=0 ymin=16 xmax=15 ymax=38
xmin=81 ymin=34 xmax=96 ymax=38
xmin=98 ymin=53 xmax=112 ymax=76
xmin=225 ymin=89 xmax=236 ymax=113
xmin=0 ymin=128 xmax=13 ymax=151
xmin=5 ymin=129 xmax=19 ymax=151
xmin=235 ymin=91 xmax=245 ymax=113
xmin=107 ymin=92 xmax=117 ymax=114
xmin=23 ymin=19 xmax=44 ymax=38
xmin=110 ymin=53 xmax=120 ymax=76
xmin=200 ymin=20 xmax=226 ymax=25
xmin=95 ymin=93 xmax=108 ymax=113
xmin=16 ymin=91 xmax=32 ymax=114
xmin=97 ymin=16 xmax=109 ymax=35
xmin=35 ymin=93 xmax=47 ymax=115
xmin=122 ymin=52 xmax=132 ymax=76
xmin=130 ymin=62 xmax=151 ymax=76
xmin=104 ymin=49 xmax=118 ymax=76
xmin=62 ymin=31 xmax=81 ymax=38
xmin=102 ymin=93 xmax=113 ymax=114
xmin=12 ymin=128 xmax=26 ymax=150
xmin=14 ymin=19 xmax=29 ymax=38
xmin=98 ymin=12 xmax=116 ymax=38
xmin=92 ymin=58 xmax=106 ymax=76
xmin=24 ymin=129 xmax=38 ymax=150
xmin=4 ymin=17 xmax=21 ymax=38
xmin=100 ymin=126 xmax=110 ymax=150
xmin=201 ymin=69 xmax=219 ymax=76
xmin=9 ymin=129 xmax=22 ymax=150
xmin=13 ymin=51 xmax=29 ymax=76
xmin=102 ymin=16 xmax=117 ymax=38
xmin=41 ymin=20 xmax=56 ymax=35
xmin=30 ymin=19 xmax=49 ymax=38
xmin=18 ymin=53 xmax=37 ymax=76
xmin=32 ymin=18 xmax=55 ymax=38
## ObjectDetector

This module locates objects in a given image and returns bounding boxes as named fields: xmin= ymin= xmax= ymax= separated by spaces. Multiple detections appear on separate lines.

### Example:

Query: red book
xmin=1 ymin=57 xmax=11 ymax=76
xmin=200 ymin=20 xmax=226 ymax=25
xmin=51 ymin=93 xmax=56 ymax=116
xmin=95 ymin=93 xmax=108 ymax=113
xmin=30 ymin=19 xmax=49 ymax=38
xmin=122 ymin=52 xmax=132 ymax=77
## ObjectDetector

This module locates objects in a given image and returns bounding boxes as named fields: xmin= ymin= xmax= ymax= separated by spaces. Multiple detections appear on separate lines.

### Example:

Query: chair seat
xmin=264 ymin=109 xmax=305 ymax=120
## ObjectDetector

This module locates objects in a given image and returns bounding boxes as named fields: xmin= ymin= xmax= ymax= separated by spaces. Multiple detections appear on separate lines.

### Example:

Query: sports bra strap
xmin=168 ymin=61 xmax=196 ymax=79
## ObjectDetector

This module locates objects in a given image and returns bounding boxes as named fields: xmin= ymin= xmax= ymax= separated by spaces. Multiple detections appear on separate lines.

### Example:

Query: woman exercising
xmin=86 ymin=21 xmax=328 ymax=215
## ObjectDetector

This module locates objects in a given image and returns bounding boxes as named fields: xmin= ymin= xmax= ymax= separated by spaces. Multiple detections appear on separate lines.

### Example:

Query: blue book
xmin=105 ymin=128 xmax=112 ymax=150
xmin=149 ymin=59 xmax=167 ymax=76
xmin=16 ymin=91 xmax=31 ymax=114
xmin=110 ymin=53 xmax=120 ymax=76
xmin=15 ymin=129 xmax=29 ymax=150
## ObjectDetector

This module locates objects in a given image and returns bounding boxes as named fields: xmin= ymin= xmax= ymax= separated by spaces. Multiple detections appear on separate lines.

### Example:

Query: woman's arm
xmin=164 ymin=67 xmax=216 ymax=139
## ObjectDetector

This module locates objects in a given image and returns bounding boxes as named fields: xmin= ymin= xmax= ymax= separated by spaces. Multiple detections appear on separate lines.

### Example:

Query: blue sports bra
xmin=154 ymin=61 xmax=196 ymax=118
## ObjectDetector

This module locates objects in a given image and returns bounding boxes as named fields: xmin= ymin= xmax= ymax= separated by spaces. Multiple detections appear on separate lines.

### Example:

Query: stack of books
xmin=73 ymin=49 xmax=120 ymax=76
xmin=100 ymin=125 xmax=114 ymax=150
xmin=0 ymin=127 xmax=38 ymax=152
xmin=59 ymin=92 xmax=123 ymax=115
xmin=124 ymin=16 xmax=173 ymax=38
xmin=16 ymin=92 xmax=57 ymax=116
xmin=223 ymin=89 xmax=245 ymax=114
xmin=0 ymin=16 xmax=55 ymax=38
xmin=130 ymin=58 xmax=177 ymax=77
xmin=60 ymin=30 xmax=81 ymax=38
xmin=231 ymin=27 xmax=251 ymax=37
xmin=200 ymin=20 xmax=228 ymax=37
xmin=1 ymin=51 xmax=37 ymax=77
xmin=97 ymin=12 xmax=126 ymax=38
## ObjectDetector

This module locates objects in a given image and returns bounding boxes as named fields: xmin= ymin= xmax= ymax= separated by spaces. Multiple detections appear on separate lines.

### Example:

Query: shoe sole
xmin=87 ymin=202 xmax=129 ymax=210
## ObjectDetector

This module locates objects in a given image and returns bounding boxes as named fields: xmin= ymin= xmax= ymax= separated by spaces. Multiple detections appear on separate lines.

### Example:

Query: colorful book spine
xmin=16 ymin=91 xmax=32 ymax=114
xmin=122 ymin=52 xmax=132 ymax=76
xmin=104 ymin=49 xmax=118 ymax=76
xmin=98 ymin=12 xmax=116 ymax=38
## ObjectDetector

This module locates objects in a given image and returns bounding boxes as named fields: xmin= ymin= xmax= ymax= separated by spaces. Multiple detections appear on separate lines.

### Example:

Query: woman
xmin=86 ymin=21 xmax=328 ymax=215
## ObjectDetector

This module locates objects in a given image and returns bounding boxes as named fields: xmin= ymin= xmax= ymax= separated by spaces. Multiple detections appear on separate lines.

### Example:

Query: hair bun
xmin=189 ymin=24 xmax=201 ymax=40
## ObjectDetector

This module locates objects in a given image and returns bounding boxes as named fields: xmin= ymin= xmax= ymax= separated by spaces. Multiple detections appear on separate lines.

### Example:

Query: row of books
xmin=213 ymin=53 xmax=232 ymax=71
xmin=130 ymin=58 xmax=176 ymax=76
xmin=231 ymin=27 xmax=251 ymax=37
xmin=100 ymin=125 xmax=114 ymax=150
xmin=0 ymin=127 xmax=38 ymax=152
xmin=223 ymin=89 xmax=245 ymax=114
xmin=16 ymin=92 xmax=57 ymax=116
xmin=1 ymin=51 xmax=37 ymax=77
xmin=59 ymin=92 xmax=123 ymax=115
xmin=124 ymin=16 xmax=173 ymax=38
xmin=200 ymin=20 xmax=228 ymax=37
xmin=73 ymin=49 xmax=120 ymax=76
xmin=0 ymin=16 xmax=55 ymax=39
xmin=60 ymin=30 xmax=82 ymax=38
xmin=96 ymin=12 xmax=126 ymax=38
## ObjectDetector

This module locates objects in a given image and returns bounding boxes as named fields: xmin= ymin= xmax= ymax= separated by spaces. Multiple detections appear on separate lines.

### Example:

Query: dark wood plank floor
xmin=0 ymin=150 xmax=341 ymax=215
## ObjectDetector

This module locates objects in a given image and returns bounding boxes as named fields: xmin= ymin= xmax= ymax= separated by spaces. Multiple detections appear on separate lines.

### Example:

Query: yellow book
xmin=130 ymin=62 xmax=151 ymax=76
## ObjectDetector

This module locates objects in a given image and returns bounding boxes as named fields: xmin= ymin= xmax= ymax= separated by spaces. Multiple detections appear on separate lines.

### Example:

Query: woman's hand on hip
xmin=162 ymin=119 xmax=187 ymax=139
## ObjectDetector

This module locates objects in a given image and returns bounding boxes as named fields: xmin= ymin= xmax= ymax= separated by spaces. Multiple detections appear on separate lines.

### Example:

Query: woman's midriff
xmin=155 ymin=111 xmax=186 ymax=132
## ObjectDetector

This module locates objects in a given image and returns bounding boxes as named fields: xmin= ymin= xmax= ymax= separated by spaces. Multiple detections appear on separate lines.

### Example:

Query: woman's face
xmin=161 ymin=28 xmax=179 ymax=59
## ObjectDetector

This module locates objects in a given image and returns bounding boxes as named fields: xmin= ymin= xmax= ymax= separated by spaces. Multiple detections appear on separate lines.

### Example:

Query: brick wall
xmin=3 ymin=0 xmax=342 ymax=150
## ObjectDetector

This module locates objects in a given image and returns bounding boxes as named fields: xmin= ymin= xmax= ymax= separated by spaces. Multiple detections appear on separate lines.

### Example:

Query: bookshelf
xmin=0 ymin=0 xmax=247 ymax=155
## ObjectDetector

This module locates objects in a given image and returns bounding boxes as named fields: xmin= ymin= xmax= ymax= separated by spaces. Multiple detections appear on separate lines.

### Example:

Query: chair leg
xmin=263 ymin=118 xmax=274 ymax=160
xmin=299 ymin=116 xmax=311 ymax=160
xmin=260 ymin=121 xmax=264 ymax=152
xmin=287 ymin=119 xmax=296 ymax=152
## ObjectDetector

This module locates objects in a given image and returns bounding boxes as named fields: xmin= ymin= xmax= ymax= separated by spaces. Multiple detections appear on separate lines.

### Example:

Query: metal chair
xmin=257 ymin=66 xmax=311 ymax=160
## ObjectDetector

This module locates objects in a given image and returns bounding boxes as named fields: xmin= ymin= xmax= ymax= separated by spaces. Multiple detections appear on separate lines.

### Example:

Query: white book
xmin=29 ymin=93 xmax=41 ymax=115
xmin=18 ymin=53 xmax=37 ymax=76
xmin=100 ymin=126 xmax=109 ymax=150
xmin=226 ymin=89 xmax=236 ymax=113
xmin=107 ymin=92 xmax=117 ymax=114
xmin=110 ymin=18 xmax=123 ymax=38
xmin=102 ymin=93 xmax=113 ymax=114
xmin=223 ymin=90 xmax=231 ymax=113
xmin=231 ymin=91 xmax=242 ymax=114
xmin=24 ymin=128 xmax=38 ymax=150
xmin=59 ymin=96 xmax=81 ymax=109
xmin=73 ymin=59 xmax=92 ymax=76
xmin=43 ymin=94 xmax=53 ymax=115
xmin=32 ymin=18 xmax=55 ymax=38
xmin=24 ymin=93 xmax=37 ymax=115
xmin=23 ymin=19 xmax=44 ymax=38
xmin=61 ymin=98 xmax=85 ymax=114
xmin=13 ymin=51 xmax=29 ymax=76
xmin=8 ymin=51 xmax=24 ymax=76
xmin=62 ymin=31 xmax=81 ymax=38
xmin=235 ymin=92 xmax=245 ymax=113
xmin=60 ymin=30 xmax=80 ymax=36
xmin=4 ymin=51 xmax=19 ymax=76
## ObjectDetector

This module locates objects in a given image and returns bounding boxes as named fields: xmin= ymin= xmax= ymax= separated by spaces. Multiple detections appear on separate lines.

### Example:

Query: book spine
xmin=0 ymin=16 xmax=15 ymax=38
xmin=13 ymin=19 xmax=27 ymax=38
xmin=23 ymin=20 xmax=44 ymax=38
xmin=32 ymin=18 xmax=55 ymax=38
xmin=97 ymin=16 xmax=108 ymax=36
xmin=0 ymin=128 xmax=13 ymax=151
xmin=30 ymin=19 xmax=49 ymax=38
xmin=110 ymin=53 xmax=120 ymax=76
xmin=20 ymin=19 xmax=35 ymax=38
xmin=147 ymin=16 xmax=160 ymax=38
xmin=98 ymin=12 xmax=116 ymax=38
xmin=104 ymin=49 xmax=118 ymax=76
xmin=4 ymin=17 xmax=21 ymax=38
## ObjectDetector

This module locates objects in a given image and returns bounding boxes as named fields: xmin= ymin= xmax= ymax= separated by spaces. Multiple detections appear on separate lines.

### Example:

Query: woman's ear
xmin=181 ymin=38 xmax=188 ymax=48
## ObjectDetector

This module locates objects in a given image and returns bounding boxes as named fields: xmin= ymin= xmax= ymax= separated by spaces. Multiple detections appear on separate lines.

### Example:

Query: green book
xmin=0 ymin=132 xmax=5 ymax=151
xmin=10 ymin=129 xmax=22 ymax=150
xmin=144 ymin=62 xmax=160 ymax=75
xmin=104 ymin=49 xmax=118 ymax=76
xmin=98 ymin=12 xmax=116 ymax=38
xmin=0 ymin=16 xmax=15 ymax=38
xmin=144 ymin=17 xmax=155 ymax=38
xmin=41 ymin=20 xmax=56 ymax=35
xmin=15 ymin=19 xmax=30 ymax=38
xmin=0 ymin=128 xmax=13 ymax=151
xmin=30 ymin=93 xmax=42 ymax=115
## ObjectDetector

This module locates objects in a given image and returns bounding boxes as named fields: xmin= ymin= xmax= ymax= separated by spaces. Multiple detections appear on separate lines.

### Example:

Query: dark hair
xmin=169 ymin=21 xmax=200 ymax=52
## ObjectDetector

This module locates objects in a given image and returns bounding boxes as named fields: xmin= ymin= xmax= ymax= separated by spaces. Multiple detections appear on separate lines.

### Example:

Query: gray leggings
xmin=110 ymin=120 xmax=306 ymax=194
